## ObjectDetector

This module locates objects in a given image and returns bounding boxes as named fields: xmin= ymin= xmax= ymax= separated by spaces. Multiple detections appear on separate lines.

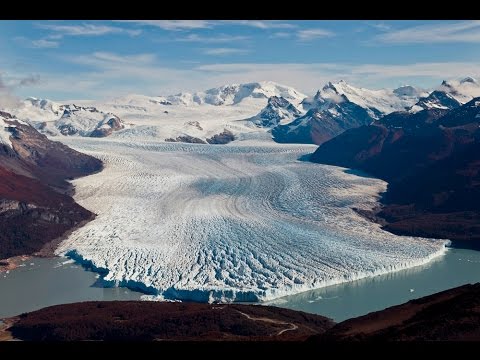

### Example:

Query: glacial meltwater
xmin=1 ymin=247 xmax=480 ymax=321
xmin=0 ymin=257 xmax=142 ymax=318
xmin=268 ymin=247 xmax=480 ymax=321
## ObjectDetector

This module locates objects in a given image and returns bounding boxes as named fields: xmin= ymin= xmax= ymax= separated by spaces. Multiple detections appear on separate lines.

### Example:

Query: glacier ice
xmin=56 ymin=137 xmax=448 ymax=302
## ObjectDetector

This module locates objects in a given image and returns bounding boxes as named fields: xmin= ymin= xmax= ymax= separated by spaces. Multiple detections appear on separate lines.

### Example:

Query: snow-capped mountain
xmin=1 ymin=111 xmax=18 ymax=150
xmin=438 ymin=77 xmax=480 ymax=104
xmin=248 ymin=96 xmax=303 ymax=128
xmin=301 ymin=80 xmax=423 ymax=118
xmin=5 ymin=77 xmax=478 ymax=146
xmin=108 ymin=81 xmax=306 ymax=109
xmin=272 ymin=95 xmax=374 ymax=144
xmin=163 ymin=81 xmax=306 ymax=107
xmin=12 ymin=98 xmax=127 ymax=138
xmin=409 ymin=90 xmax=462 ymax=113
xmin=86 ymin=81 xmax=307 ymax=143
xmin=393 ymin=85 xmax=423 ymax=98
xmin=408 ymin=77 xmax=480 ymax=114
xmin=270 ymin=80 xmax=424 ymax=145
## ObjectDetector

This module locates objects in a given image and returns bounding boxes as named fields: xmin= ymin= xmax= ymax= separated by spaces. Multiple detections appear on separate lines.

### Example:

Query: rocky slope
xmin=0 ymin=110 xmax=102 ymax=259
xmin=311 ymin=98 xmax=480 ymax=245
xmin=272 ymin=94 xmax=374 ymax=144
xmin=313 ymin=283 xmax=480 ymax=341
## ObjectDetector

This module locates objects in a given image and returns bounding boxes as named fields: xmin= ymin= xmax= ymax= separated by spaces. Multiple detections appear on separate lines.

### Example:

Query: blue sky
xmin=1 ymin=20 xmax=480 ymax=101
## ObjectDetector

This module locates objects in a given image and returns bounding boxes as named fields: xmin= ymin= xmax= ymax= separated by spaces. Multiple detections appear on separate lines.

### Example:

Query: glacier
xmin=56 ymin=136 xmax=448 ymax=303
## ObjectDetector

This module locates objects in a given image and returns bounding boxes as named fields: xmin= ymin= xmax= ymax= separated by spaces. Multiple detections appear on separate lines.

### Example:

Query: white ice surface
xmin=56 ymin=135 xmax=447 ymax=303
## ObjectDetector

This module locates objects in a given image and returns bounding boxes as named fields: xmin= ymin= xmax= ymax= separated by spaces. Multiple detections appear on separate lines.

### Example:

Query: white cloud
xmin=38 ymin=23 xmax=141 ymax=37
xmin=0 ymin=75 xmax=21 ymax=108
xmin=119 ymin=20 xmax=212 ymax=31
xmin=221 ymin=20 xmax=296 ymax=29
xmin=31 ymin=39 xmax=59 ymax=48
xmin=202 ymin=48 xmax=250 ymax=56
xmin=175 ymin=34 xmax=248 ymax=43
xmin=12 ymin=51 xmax=480 ymax=101
xmin=377 ymin=20 xmax=480 ymax=43
xmin=70 ymin=52 xmax=157 ymax=67
xmin=270 ymin=32 xmax=292 ymax=39
xmin=297 ymin=28 xmax=334 ymax=41
xmin=368 ymin=22 xmax=391 ymax=31
xmin=120 ymin=20 xmax=295 ymax=31
xmin=346 ymin=62 xmax=480 ymax=79
xmin=0 ymin=74 xmax=42 ymax=108
xmin=195 ymin=62 xmax=480 ymax=93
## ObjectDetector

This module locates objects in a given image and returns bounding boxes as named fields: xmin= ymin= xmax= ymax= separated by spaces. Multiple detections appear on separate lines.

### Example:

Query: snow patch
xmin=0 ymin=117 xmax=15 ymax=148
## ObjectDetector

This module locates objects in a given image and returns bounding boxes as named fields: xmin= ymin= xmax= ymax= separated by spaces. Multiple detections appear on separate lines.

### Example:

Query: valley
xmin=1 ymin=77 xmax=480 ymax=327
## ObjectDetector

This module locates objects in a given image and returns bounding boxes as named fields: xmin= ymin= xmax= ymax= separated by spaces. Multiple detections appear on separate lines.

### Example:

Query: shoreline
xmin=0 ymin=317 xmax=18 ymax=341
xmin=61 ymin=238 xmax=450 ymax=304
xmin=0 ymin=214 xmax=97 ymax=273
xmin=0 ymin=255 xmax=32 ymax=273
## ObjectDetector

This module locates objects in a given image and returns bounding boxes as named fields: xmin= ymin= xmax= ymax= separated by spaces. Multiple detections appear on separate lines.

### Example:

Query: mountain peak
xmin=322 ymin=82 xmax=339 ymax=93
xmin=393 ymin=85 xmax=420 ymax=97
xmin=438 ymin=78 xmax=480 ymax=104
xmin=250 ymin=95 xmax=302 ymax=128
xmin=177 ymin=81 xmax=306 ymax=106
xmin=460 ymin=77 xmax=477 ymax=84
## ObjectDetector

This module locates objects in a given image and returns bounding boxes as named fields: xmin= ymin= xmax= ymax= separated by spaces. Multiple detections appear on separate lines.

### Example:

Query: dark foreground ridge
xmin=6 ymin=303 xmax=334 ymax=341
xmin=313 ymin=283 xmax=480 ymax=342
xmin=0 ymin=111 xmax=103 ymax=260
xmin=311 ymin=98 xmax=480 ymax=246
xmin=3 ymin=283 xmax=480 ymax=341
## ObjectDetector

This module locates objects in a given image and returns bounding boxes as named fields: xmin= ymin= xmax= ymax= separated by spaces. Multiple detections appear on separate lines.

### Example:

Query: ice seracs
xmin=56 ymin=138 xmax=447 ymax=303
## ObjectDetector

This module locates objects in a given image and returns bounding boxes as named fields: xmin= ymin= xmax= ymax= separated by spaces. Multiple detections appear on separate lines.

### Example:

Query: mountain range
xmin=5 ymin=78 xmax=479 ymax=147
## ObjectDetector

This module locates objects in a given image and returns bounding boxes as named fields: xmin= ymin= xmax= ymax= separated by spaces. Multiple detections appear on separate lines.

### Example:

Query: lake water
xmin=1 ymin=247 xmax=480 ymax=321
xmin=268 ymin=247 xmax=480 ymax=321
xmin=0 ymin=257 xmax=142 ymax=318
